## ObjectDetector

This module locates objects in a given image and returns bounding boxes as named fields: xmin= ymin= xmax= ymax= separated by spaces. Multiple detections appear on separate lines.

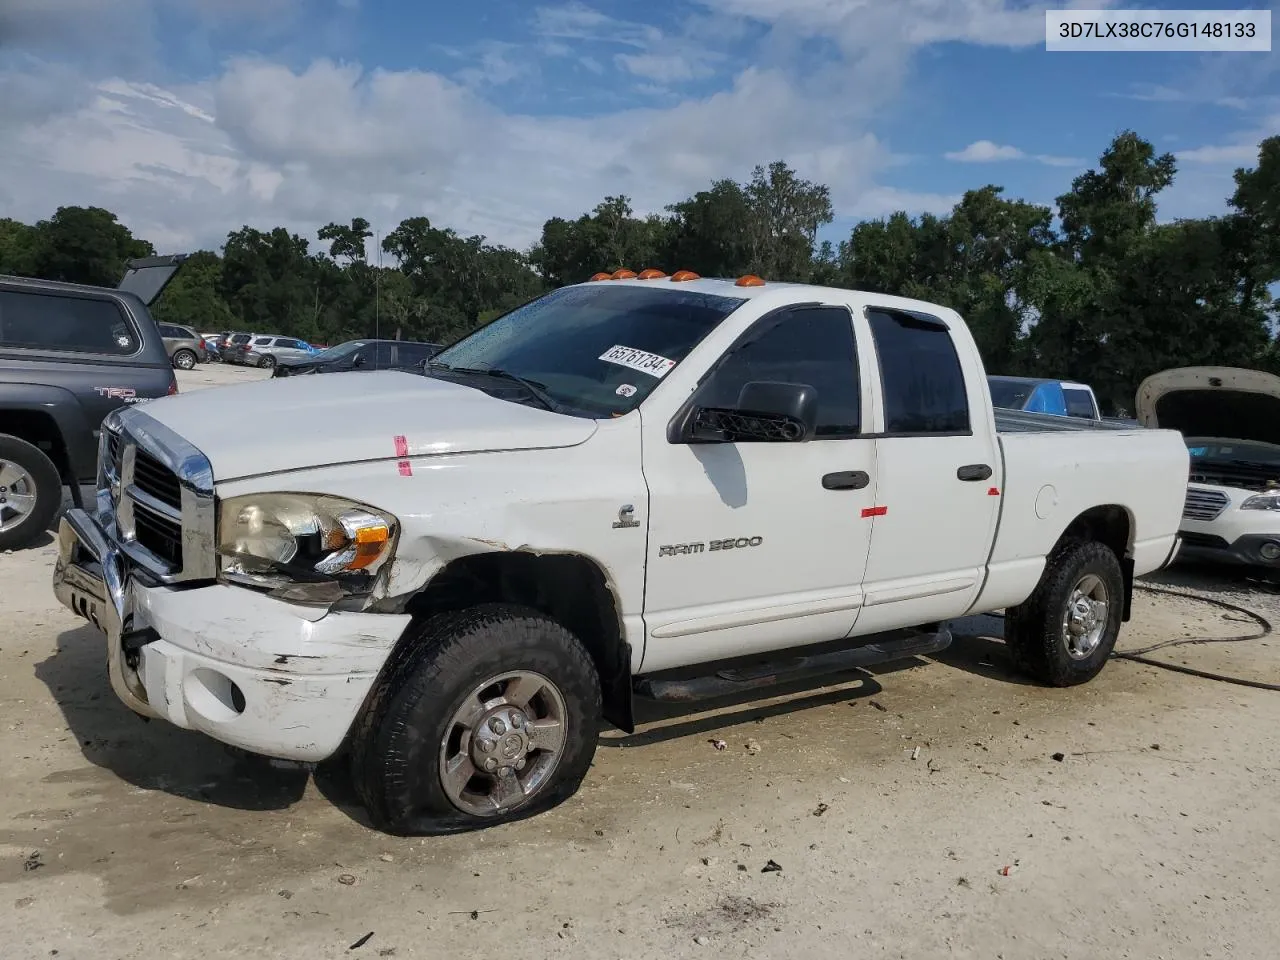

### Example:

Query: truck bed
xmin=994 ymin=409 xmax=1137 ymax=434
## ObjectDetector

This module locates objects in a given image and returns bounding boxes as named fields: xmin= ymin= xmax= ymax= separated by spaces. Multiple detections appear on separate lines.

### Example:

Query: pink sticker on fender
xmin=398 ymin=460 xmax=413 ymax=476
xmin=393 ymin=435 xmax=408 ymax=457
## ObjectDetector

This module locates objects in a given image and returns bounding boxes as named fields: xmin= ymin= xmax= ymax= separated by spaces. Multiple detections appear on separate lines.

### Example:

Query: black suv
xmin=0 ymin=255 xmax=186 ymax=549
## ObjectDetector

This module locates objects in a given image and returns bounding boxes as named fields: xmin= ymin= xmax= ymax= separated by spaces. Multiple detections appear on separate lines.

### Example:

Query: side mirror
xmin=687 ymin=381 xmax=818 ymax=443
xmin=352 ymin=354 xmax=367 ymax=368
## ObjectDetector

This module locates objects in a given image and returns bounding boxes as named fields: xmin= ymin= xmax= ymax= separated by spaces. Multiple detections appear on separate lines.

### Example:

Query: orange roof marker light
xmin=589 ymin=272 xmax=613 ymax=281
xmin=670 ymin=270 xmax=700 ymax=282
xmin=637 ymin=268 xmax=667 ymax=279
xmin=611 ymin=269 xmax=638 ymax=280
xmin=735 ymin=274 xmax=766 ymax=287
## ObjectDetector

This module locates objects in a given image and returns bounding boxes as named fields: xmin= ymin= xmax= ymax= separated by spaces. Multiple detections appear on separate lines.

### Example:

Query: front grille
xmin=133 ymin=501 xmax=183 ymax=566
xmin=133 ymin=448 xmax=182 ymax=510
xmin=1183 ymin=487 xmax=1230 ymax=522
xmin=98 ymin=410 xmax=216 ymax=583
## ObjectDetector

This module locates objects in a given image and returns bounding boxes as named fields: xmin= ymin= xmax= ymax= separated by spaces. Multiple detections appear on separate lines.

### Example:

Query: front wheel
xmin=351 ymin=604 xmax=602 ymax=835
xmin=1004 ymin=539 xmax=1124 ymax=686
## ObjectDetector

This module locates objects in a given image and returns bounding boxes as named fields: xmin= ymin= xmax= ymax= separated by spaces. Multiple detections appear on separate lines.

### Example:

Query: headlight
xmin=217 ymin=493 xmax=398 ymax=600
xmin=1241 ymin=493 xmax=1280 ymax=511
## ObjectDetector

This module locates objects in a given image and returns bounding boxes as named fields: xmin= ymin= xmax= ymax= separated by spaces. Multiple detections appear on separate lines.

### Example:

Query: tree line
xmin=1 ymin=130 xmax=1276 ymax=414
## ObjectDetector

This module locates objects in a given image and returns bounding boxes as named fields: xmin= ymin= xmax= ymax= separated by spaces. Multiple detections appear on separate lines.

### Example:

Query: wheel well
xmin=403 ymin=553 xmax=634 ymax=732
xmin=1 ymin=412 xmax=71 ymax=480
xmin=1056 ymin=505 xmax=1135 ymax=621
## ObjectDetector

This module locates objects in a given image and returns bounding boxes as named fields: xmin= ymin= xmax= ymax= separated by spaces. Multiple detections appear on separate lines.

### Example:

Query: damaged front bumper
xmin=52 ymin=508 xmax=412 ymax=762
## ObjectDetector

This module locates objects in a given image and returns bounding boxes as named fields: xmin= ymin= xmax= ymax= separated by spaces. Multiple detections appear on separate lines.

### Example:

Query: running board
xmin=633 ymin=625 xmax=953 ymax=703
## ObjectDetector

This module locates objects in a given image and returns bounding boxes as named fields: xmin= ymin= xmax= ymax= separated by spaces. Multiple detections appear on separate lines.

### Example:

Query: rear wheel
xmin=258 ymin=354 xmax=277 ymax=370
xmin=1004 ymin=539 xmax=1124 ymax=686
xmin=172 ymin=349 xmax=197 ymax=370
xmin=0 ymin=435 xmax=62 ymax=550
xmin=351 ymin=604 xmax=601 ymax=835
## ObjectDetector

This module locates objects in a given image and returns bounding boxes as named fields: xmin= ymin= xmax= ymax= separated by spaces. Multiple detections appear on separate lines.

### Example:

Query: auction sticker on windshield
xmin=599 ymin=345 xmax=676 ymax=379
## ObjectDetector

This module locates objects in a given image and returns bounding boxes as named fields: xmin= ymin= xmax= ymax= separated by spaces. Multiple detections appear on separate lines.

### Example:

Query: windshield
xmin=312 ymin=340 xmax=368 ymax=362
xmin=988 ymin=378 xmax=1034 ymax=409
xmin=429 ymin=284 xmax=746 ymax=417
xmin=1184 ymin=438 xmax=1280 ymax=465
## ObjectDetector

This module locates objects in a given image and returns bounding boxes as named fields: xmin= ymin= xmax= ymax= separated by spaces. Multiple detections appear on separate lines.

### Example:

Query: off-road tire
xmin=350 ymin=604 xmax=602 ymax=836
xmin=1004 ymin=539 xmax=1125 ymax=686
xmin=172 ymin=349 xmax=198 ymax=370
xmin=0 ymin=435 xmax=63 ymax=550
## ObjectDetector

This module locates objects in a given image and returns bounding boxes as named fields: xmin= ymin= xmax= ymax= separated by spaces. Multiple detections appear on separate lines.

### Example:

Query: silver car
xmin=243 ymin=335 xmax=316 ymax=370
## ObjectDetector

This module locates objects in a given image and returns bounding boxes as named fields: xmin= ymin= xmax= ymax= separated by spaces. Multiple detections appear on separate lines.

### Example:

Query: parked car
xmin=53 ymin=273 xmax=1187 ymax=835
xmin=1136 ymin=366 xmax=1280 ymax=574
xmin=157 ymin=323 xmax=208 ymax=369
xmin=243 ymin=335 xmax=315 ymax=370
xmin=272 ymin=338 xmax=441 ymax=377
xmin=988 ymin=376 xmax=1101 ymax=420
xmin=221 ymin=332 xmax=256 ymax=365
xmin=0 ymin=254 xmax=184 ymax=549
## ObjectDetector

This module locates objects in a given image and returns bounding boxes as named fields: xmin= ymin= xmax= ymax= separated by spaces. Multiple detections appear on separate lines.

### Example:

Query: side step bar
xmin=633 ymin=625 xmax=953 ymax=703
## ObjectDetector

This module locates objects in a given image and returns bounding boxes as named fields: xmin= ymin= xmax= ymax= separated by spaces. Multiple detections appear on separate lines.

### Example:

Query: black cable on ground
xmin=984 ymin=583 xmax=1278 ymax=691
xmin=1112 ymin=584 xmax=1279 ymax=692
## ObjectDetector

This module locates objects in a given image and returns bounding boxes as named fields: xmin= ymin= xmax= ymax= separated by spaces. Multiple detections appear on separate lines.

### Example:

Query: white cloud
xmin=945 ymin=140 xmax=1083 ymax=167
xmin=946 ymin=140 xmax=1025 ymax=162
xmin=1175 ymin=113 xmax=1278 ymax=166
xmin=0 ymin=0 xmax=1109 ymax=255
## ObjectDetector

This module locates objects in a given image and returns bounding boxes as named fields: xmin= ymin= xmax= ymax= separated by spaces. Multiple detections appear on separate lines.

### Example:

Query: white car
xmin=1137 ymin=366 xmax=1280 ymax=572
xmin=52 ymin=272 xmax=1189 ymax=834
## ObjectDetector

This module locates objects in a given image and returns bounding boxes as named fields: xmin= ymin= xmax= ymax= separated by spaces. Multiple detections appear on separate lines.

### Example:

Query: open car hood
xmin=1135 ymin=366 xmax=1280 ymax=446
xmin=117 ymin=254 xmax=189 ymax=306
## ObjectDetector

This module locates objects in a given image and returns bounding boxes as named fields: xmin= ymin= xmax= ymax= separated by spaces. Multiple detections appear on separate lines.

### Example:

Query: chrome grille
xmin=1182 ymin=487 xmax=1229 ymax=523
xmin=98 ymin=408 xmax=216 ymax=582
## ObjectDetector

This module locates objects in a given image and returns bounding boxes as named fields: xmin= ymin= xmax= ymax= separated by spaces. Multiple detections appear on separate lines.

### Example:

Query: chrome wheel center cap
xmin=470 ymin=706 xmax=531 ymax=773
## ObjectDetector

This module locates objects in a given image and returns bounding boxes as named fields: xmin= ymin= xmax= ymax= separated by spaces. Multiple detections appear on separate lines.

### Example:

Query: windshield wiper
xmin=429 ymin=362 xmax=563 ymax=413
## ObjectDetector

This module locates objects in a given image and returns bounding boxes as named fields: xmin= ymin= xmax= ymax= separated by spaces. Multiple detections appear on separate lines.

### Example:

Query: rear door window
xmin=867 ymin=308 xmax=970 ymax=434
xmin=0 ymin=290 xmax=138 ymax=355
xmin=253 ymin=337 xmax=273 ymax=346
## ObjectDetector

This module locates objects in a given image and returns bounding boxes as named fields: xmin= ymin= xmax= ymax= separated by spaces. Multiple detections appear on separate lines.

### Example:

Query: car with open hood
xmin=1136 ymin=365 xmax=1280 ymax=573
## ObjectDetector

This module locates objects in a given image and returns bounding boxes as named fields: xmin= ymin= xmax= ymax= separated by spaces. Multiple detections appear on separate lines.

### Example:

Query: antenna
xmin=375 ymin=228 xmax=381 ymax=342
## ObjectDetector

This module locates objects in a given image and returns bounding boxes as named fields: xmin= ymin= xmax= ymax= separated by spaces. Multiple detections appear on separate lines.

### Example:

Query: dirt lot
xmin=2 ymin=362 xmax=1279 ymax=959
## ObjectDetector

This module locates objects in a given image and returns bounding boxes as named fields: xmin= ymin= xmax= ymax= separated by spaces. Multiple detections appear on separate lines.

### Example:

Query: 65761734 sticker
xmin=599 ymin=344 xmax=676 ymax=379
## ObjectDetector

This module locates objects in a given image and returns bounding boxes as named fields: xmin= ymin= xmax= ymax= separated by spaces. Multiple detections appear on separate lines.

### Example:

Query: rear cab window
xmin=0 ymin=289 xmax=140 ymax=355
xmin=1063 ymin=387 xmax=1098 ymax=419
xmin=867 ymin=308 xmax=970 ymax=434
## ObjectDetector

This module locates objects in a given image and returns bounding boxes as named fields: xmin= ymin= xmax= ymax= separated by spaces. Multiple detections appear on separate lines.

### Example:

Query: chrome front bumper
xmin=52 ymin=508 xmax=161 ymax=719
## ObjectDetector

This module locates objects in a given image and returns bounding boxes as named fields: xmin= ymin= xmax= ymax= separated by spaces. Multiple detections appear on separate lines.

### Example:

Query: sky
xmin=0 ymin=0 xmax=1276 ymax=257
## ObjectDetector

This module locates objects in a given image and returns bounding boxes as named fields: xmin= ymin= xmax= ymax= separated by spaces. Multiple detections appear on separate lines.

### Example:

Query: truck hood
xmin=137 ymin=370 xmax=598 ymax=481
xmin=1135 ymin=366 xmax=1280 ymax=446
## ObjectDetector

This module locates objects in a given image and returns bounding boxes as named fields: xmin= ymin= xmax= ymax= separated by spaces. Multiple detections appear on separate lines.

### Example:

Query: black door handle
xmin=822 ymin=470 xmax=870 ymax=490
xmin=957 ymin=463 xmax=993 ymax=481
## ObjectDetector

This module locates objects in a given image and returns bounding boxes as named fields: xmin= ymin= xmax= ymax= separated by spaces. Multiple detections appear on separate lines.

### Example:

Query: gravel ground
xmin=1 ymin=360 xmax=1278 ymax=960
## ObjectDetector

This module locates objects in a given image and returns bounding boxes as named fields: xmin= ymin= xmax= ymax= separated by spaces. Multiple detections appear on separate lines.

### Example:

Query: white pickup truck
xmin=52 ymin=272 xmax=1189 ymax=835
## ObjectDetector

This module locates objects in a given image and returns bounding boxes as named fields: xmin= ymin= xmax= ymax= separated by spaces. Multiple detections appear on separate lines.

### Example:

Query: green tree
xmin=743 ymin=161 xmax=833 ymax=281
xmin=151 ymin=250 xmax=235 ymax=331
xmin=25 ymin=206 xmax=154 ymax=286
xmin=219 ymin=226 xmax=317 ymax=337
xmin=0 ymin=218 xmax=36 ymax=276
xmin=318 ymin=217 xmax=373 ymax=265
